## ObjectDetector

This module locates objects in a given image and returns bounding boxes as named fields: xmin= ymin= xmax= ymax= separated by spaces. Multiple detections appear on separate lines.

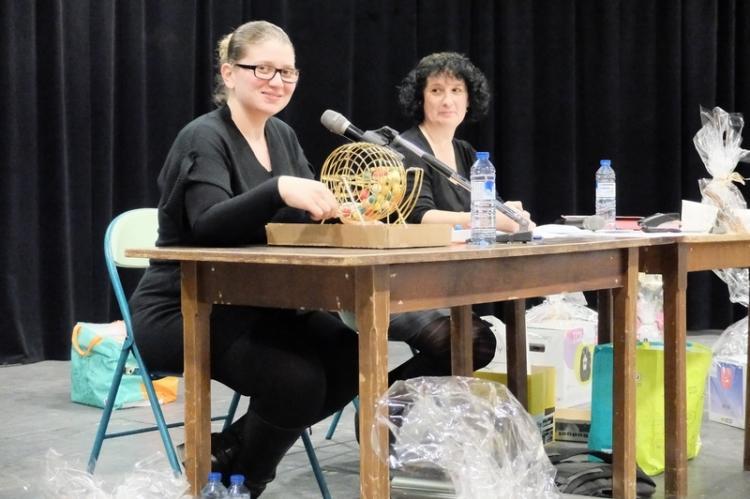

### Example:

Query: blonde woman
xmin=129 ymin=21 xmax=358 ymax=495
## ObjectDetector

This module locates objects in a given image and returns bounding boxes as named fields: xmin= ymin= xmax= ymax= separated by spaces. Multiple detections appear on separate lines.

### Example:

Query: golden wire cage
xmin=320 ymin=142 xmax=423 ymax=224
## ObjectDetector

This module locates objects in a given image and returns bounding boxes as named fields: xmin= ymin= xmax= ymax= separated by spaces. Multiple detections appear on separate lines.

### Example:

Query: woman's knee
xmin=410 ymin=315 xmax=497 ymax=366
xmin=472 ymin=317 xmax=497 ymax=368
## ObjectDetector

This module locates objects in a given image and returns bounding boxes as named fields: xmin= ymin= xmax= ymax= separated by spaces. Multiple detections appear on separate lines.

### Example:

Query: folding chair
xmin=325 ymin=397 xmax=360 ymax=440
xmin=89 ymin=208 xmax=331 ymax=499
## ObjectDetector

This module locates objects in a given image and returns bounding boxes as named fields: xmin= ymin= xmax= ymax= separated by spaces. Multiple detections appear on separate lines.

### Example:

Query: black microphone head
xmin=320 ymin=109 xmax=349 ymax=135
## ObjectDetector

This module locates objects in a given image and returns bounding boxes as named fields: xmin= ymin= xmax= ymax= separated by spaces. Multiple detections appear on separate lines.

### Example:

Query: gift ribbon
xmin=715 ymin=172 xmax=747 ymax=185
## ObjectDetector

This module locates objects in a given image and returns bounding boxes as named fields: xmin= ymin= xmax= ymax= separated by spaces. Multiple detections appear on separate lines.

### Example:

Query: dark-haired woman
xmin=396 ymin=52 xmax=534 ymax=231
xmin=385 ymin=53 xmax=539 ymax=376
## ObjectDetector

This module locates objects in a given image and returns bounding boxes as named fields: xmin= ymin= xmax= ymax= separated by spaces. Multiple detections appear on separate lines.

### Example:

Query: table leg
xmin=597 ymin=289 xmax=614 ymax=344
xmin=504 ymin=300 xmax=528 ymax=408
xmin=355 ymin=266 xmax=391 ymax=499
xmin=181 ymin=262 xmax=213 ymax=496
xmin=662 ymin=244 xmax=688 ymax=497
xmin=612 ymin=248 xmax=638 ymax=499
xmin=450 ymin=305 xmax=474 ymax=376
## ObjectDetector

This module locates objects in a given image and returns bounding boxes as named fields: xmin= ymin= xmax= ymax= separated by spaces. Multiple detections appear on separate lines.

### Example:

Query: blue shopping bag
xmin=70 ymin=322 xmax=178 ymax=409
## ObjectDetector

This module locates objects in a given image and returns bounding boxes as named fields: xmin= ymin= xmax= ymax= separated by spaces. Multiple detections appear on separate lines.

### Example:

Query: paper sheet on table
xmin=532 ymin=224 xmax=595 ymax=238
xmin=452 ymin=224 xmax=667 ymax=243
xmin=532 ymin=224 xmax=669 ymax=239
xmin=453 ymin=225 xmax=592 ymax=242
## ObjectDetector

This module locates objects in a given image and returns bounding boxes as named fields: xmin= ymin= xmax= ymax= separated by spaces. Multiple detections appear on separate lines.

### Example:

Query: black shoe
xmin=231 ymin=411 xmax=305 ymax=497
xmin=175 ymin=432 xmax=239 ymax=483
xmin=210 ymin=431 xmax=241 ymax=473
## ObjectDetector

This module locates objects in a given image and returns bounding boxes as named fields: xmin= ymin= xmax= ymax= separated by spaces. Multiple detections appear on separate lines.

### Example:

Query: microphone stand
xmin=372 ymin=126 xmax=532 ymax=242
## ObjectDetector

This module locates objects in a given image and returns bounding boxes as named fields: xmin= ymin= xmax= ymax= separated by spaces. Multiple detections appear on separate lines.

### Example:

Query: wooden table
xmin=638 ymin=233 xmax=750 ymax=498
xmin=129 ymin=236 xmax=666 ymax=498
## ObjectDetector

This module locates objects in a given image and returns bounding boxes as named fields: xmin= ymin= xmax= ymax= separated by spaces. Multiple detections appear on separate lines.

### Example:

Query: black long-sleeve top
xmin=156 ymin=105 xmax=313 ymax=247
xmin=395 ymin=126 xmax=477 ymax=224
xmin=129 ymin=105 xmax=314 ymax=359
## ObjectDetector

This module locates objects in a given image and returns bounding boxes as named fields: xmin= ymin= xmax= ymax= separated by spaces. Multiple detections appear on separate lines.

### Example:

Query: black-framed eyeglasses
xmin=235 ymin=63 xmax=300 ymax=83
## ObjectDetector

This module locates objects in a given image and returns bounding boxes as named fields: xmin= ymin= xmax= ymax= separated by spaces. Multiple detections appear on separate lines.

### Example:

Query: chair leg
xmin=325 ymin=397 xmax=360 ymax=440
xmin=324 ymin=409 xmax=344 ymax=440
xmin=131 ymin=344 xmax=181 ymax=475
xmin=223 ymin=391 xmax=242 ymax=431
xmin=300 ymin=430 xmax=332 ymax=499
xmin=88 ymin=344 xmax=131 ymax=474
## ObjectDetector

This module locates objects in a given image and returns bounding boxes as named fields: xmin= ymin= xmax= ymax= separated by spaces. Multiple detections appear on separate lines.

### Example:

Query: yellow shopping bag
xmin=588 ymin=341 xmax=712 ymax=476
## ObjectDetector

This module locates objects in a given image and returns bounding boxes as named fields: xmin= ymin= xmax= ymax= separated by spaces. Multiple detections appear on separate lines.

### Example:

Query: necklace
xmin=419 ymin=125 xmax=457 ymax=170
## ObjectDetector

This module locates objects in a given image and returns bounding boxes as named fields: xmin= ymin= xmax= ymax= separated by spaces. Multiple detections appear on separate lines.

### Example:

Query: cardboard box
xmin=527 ymin=320 xmax=597 ymax=408
xmin=265 ymin=223 xmax=452 ymax=249
xmin=475 ymin=365 xmax=556 ymax=445
xmin=708 ymin=355 xmax=747 ymax=429
xmin=481 ymin=316 xmax=597 ymax=408
xmin=554 ymin=406 xmax=591 ymax=442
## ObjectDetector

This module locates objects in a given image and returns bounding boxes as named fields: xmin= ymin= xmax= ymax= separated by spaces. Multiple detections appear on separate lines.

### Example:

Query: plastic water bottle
xmin=227 ymin=474 xmax=251 ymax=498
xmin=470 ymin=151 xmax=496 ymax=245
xmin=595 ymin=159 xmax=616 ymax=229
xmin=200 ymin=472 xmax=228 ymax=498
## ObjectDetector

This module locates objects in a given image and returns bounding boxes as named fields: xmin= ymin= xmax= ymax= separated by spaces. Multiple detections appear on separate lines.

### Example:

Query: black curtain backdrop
xmin=2 ymin=0 xmax=748 ymax=364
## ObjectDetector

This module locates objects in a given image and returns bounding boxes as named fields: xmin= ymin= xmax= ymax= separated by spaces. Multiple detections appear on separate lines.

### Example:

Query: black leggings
xmin=134 ymin=302 xmax=359 ymax=430
xmin=387 ymin=309 xmax=497 ymax=383
xmin=208 ymin=306 xmax=359 ymax=428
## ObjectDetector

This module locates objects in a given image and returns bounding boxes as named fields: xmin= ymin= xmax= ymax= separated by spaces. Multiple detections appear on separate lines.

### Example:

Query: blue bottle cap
xmin=600 ymin=159 xmax=611 ymax=166
xmin=230 ymin=474 xmax=245 ymax=485
xmin=476 ymin=151 xmax=490 ymax=160
xmin=208 ymin=471 xmax=222 ymax=482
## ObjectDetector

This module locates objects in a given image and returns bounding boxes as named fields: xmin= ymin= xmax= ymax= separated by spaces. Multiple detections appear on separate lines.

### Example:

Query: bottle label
xmin=596 ymin=182 xmax=615 ymax=198
xmin=472 ymin=179 xmax=495 ymax=200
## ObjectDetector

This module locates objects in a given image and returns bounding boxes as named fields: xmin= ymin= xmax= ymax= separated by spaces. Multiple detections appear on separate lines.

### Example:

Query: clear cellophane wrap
xmin=371 ymin=376 xmax=561 ymax=499
xmin=693 ymin=106 xmax=749 ymax=306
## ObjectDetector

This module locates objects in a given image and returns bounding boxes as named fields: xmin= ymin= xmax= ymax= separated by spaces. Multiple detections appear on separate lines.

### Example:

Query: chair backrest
xmin=106 ymin=208 xmax=159 ymax=269
xmin=104 ymin=208 xmax=158 ymax=337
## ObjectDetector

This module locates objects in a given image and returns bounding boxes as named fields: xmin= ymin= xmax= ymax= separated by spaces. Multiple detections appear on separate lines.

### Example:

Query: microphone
xmin=320 ymin=115 xmax=464 ymax=195
xmin=319 ymin=111 xmax=532 ymax=239
xmin=320 ymin=110 xmax=388 ymax=145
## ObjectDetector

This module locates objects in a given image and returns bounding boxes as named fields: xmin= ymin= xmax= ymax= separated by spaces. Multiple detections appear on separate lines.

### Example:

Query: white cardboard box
xmin=527 ymin=320 xmax=597 ymax=408
xmin=481 ymin=316 xmax=597 ymax=408
xmin=708 ymin=355 xmax=747 ymax=429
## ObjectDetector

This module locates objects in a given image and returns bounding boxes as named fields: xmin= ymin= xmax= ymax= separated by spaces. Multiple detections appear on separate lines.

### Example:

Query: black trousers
xmin=135 ymin=304 xmax=359 ymax=429
xmin=387 ymin=308 xmax=497 ymax=383
xmin=211 ymin=306 xmax=360 ymax=427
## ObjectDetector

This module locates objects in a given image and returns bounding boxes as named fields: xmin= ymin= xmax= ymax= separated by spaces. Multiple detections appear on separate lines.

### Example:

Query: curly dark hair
xmin=397 ymin=52 xmax=491 ymax=125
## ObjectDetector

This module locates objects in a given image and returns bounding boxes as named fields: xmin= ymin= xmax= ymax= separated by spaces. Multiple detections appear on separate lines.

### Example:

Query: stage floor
xmin=1 ymin=334 xmax=748 ymax=498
